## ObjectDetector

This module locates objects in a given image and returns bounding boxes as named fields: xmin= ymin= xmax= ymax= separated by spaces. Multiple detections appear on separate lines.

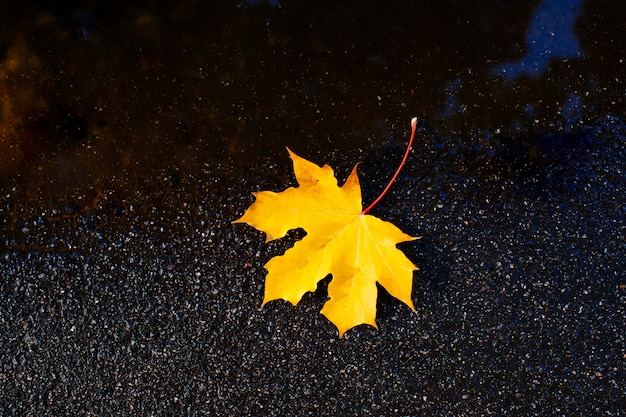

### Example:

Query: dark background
xmin=1 ymin=1 xmax=625 ymax=415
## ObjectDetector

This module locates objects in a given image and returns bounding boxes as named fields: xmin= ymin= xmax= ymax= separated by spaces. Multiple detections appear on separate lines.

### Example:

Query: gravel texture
xmin=1 ymin=1 xmax=625 ymax=416
xmin=2 ymin=116 xmax=625 ymax=416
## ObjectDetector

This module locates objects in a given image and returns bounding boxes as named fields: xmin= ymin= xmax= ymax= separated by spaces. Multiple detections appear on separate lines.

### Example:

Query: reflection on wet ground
xmin=0 ymin=0 xmax=624 ymax=208
xmin=492 ymin=0 xmax=585 ymax=82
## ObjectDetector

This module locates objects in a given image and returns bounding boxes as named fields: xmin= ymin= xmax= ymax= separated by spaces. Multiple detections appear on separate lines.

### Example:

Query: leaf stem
xmin=361 ymin=117 xmax=418 ymax=215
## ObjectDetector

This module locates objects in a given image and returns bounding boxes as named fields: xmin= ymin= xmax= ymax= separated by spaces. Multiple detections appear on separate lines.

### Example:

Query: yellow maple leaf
xmin=235 ymin=119 xmax=420 ymax=337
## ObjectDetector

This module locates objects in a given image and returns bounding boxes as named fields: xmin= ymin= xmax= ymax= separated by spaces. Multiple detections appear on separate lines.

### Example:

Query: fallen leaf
xmin=235 ymin=146 xmax=419 ymax=337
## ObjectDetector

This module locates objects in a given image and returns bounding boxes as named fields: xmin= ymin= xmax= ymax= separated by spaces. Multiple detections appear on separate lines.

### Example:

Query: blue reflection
xmin=492 ymin=0 xmax=585 ymax=82
xmin=440 ymin=76 xmax=464 ymax=119
xmin=561 ymin=90 xmax=583 ymax=120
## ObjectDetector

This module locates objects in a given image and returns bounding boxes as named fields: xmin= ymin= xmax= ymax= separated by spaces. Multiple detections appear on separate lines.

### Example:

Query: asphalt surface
xmin=2 ymin=115 xmax=625 ymax=416
xmin=1 ymin=1 xmax=625 ymax=416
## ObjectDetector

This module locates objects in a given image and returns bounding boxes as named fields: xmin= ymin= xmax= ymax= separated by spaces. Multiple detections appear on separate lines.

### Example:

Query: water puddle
xmin=0 ymin=1 xmax=624 ymax=210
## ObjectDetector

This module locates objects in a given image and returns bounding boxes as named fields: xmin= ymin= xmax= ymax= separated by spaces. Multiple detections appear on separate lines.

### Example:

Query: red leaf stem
xmin=361 ymin=117 xmax=418 ymax=215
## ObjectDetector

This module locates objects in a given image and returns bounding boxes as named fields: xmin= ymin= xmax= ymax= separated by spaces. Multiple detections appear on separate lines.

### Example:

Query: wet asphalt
xmin=1 ymin=1 xmax=626 ymax=416
xmin=2 ymin=116 xmax=625 ymax=415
